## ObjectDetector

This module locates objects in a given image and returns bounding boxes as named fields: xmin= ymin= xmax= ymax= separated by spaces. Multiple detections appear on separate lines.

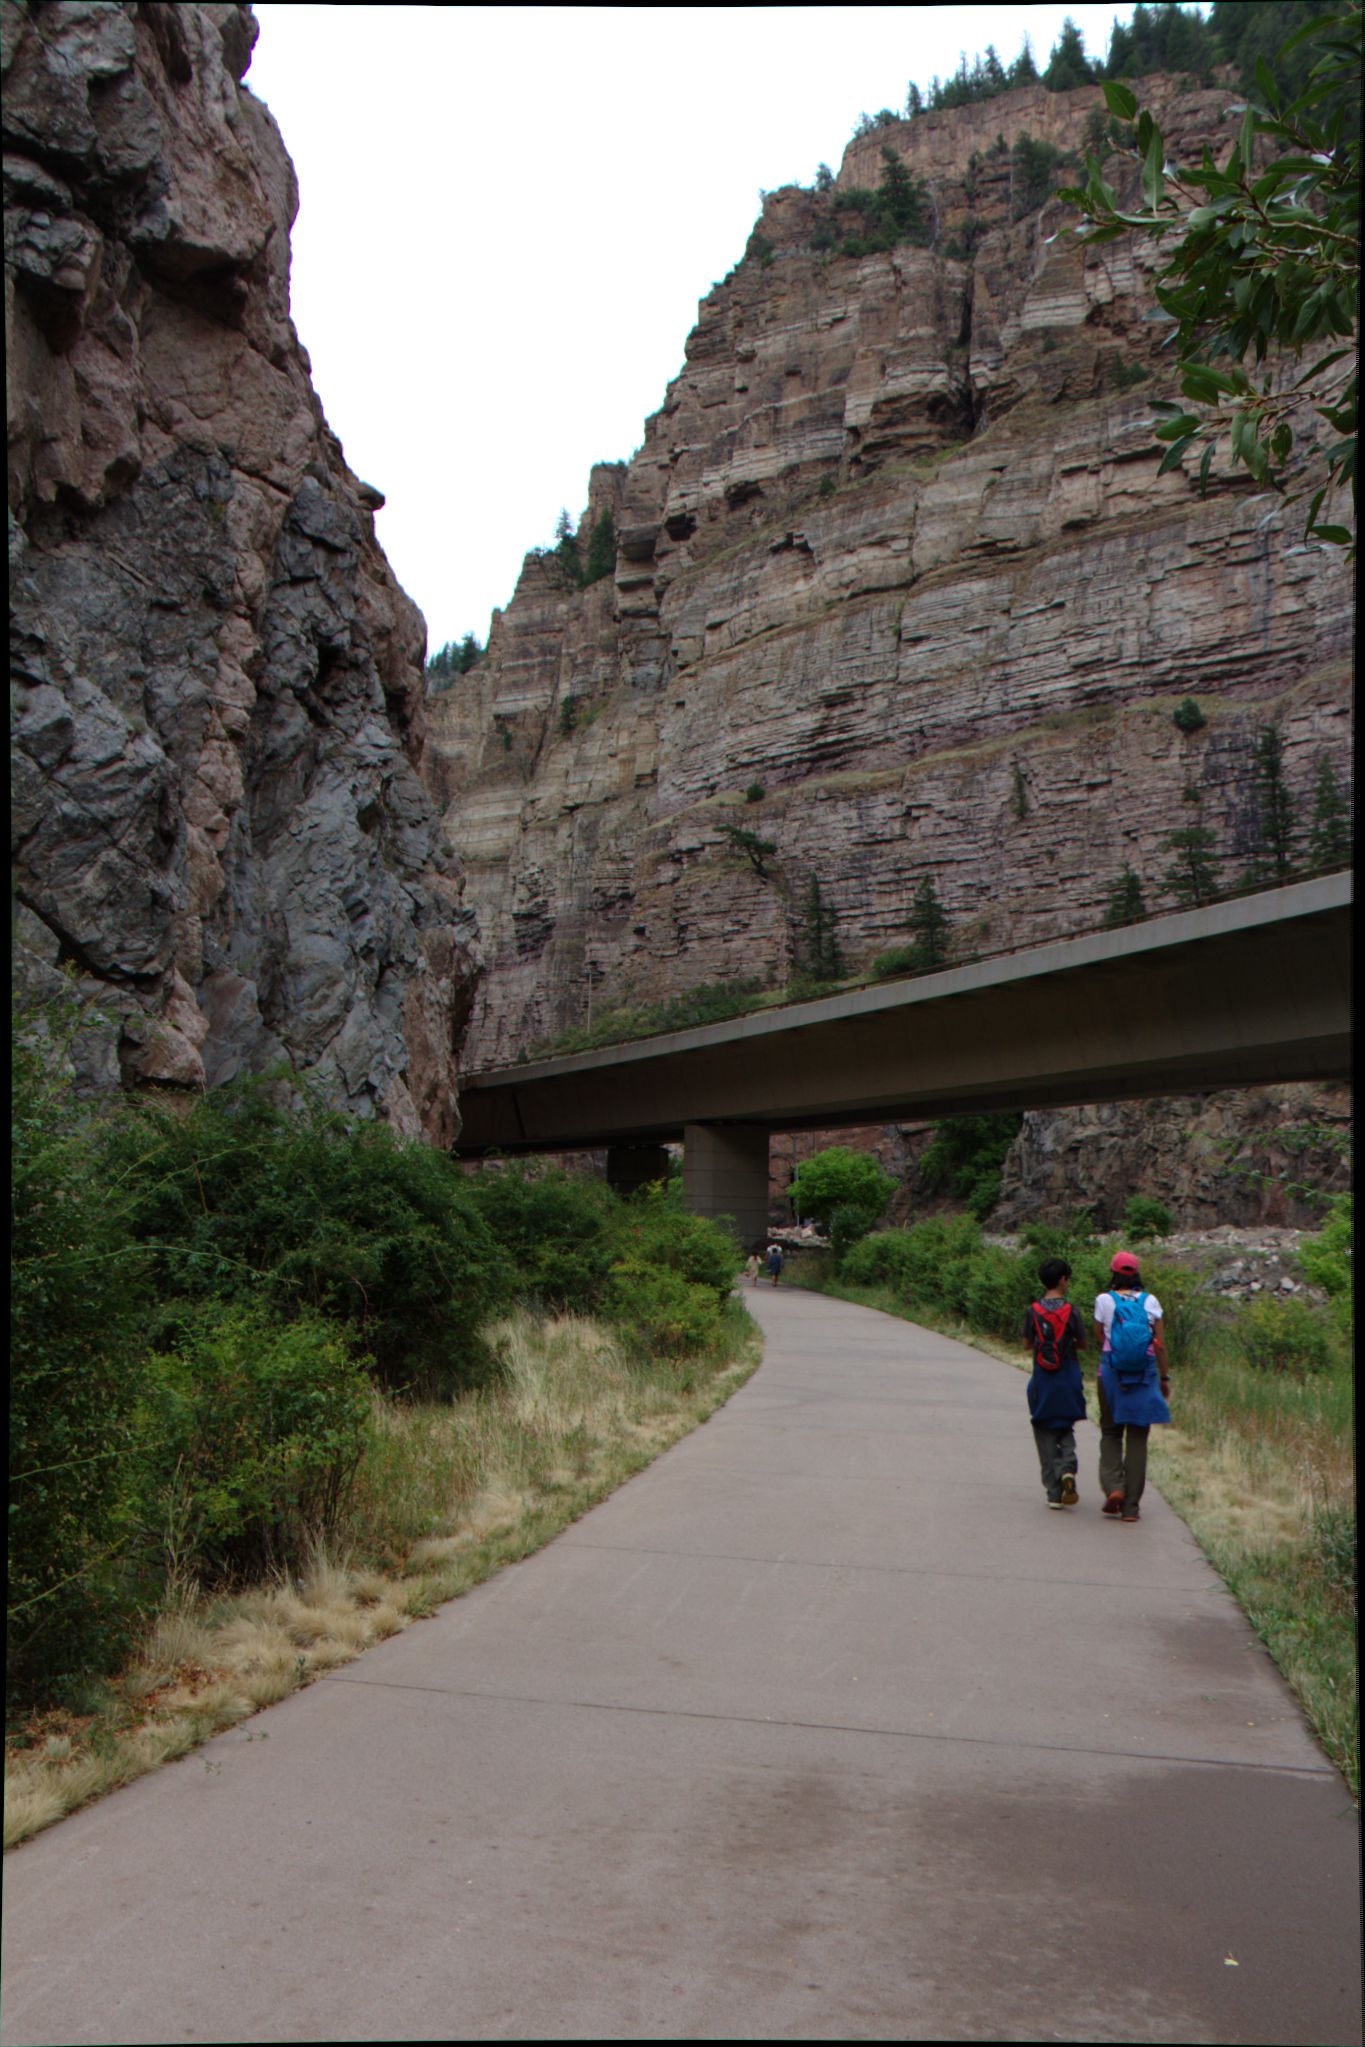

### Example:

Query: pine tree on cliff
xmin=1044 ymin=17 xmax=1096 ymax=90
xmin=909 ymin=877 xmax=950 ymax=969
xmin=1308 ymin=756 xmax=1352 ymax=872
xmin=1104 ymin=867 xmax=1147 ymax=928
xmin=799 ymin=877 xmax=843 ymax=982
xmin=1163 ymin=826 xmax=1221 ymax=907
xmin=1245 ymin=724 xmax=1297 ymax=886
xmin=1010 ymin=35 xmax=1040 ymax=85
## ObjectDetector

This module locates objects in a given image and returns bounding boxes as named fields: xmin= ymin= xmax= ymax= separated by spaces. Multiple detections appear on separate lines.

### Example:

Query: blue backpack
xmin=1109 ymin=1291 xmax=1152 ymax=1384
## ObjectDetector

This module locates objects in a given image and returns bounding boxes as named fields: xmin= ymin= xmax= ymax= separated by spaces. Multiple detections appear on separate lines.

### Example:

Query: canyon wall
xmin=7 ymin=1 xmax=477 ymax=1139
xmin=425 ymin=74 xmax=1352 ymax=1219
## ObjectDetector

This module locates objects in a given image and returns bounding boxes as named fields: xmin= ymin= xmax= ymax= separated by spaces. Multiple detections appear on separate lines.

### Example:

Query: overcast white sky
xmin=247 ymin=5 xmax=1171 ymax=653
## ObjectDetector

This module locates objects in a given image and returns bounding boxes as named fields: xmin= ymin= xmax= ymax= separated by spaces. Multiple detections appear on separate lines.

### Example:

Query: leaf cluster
xmin=1060 ymin=5 xmax=1359 ymax=545
xmin=790 ymin=1147 xmax=895 ymax=1234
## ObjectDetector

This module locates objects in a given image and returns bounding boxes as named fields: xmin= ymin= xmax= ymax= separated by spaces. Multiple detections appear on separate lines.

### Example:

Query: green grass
xmin=5 ymin=1305 xmax=762 ymax=1848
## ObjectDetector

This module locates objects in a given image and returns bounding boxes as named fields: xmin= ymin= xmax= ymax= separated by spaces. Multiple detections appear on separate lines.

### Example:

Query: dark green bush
xmin=106 ymin=1082 xmax=513 ymax=1399
xmin=1019 ymin=1212 xmax=1097 ymax=1257
xmin=615 ymin=1186 xmax=742 ymax=1305
xmin=1122 ymin=1194 xmax=1176 ymax=1239
xmin=10 ymin=1015 xmax=151 ymax=1708
xmin=963 ymin=1243 xmax=1035 ymax=1341
xmin=839 ymin=1227 xmax=918 ymax=1293
xmin=829 ymin=1201 xmax=884 ymax=1266
xmin=139 ymin=1301 xmax=372 ymax=1581
xmin=790 ymin=1147 xmax=895 ymax=1234
xmin=1298 ymin=1195 xmax=1352 ymax=1324
xmin=1233 ymin=1294 xmax=1336 ymax=1376
xmin=606 ymin=1260 xmax=728 ymax=1363
xmin=465 ymin=1164 xmax=618 ymax=1315
xmin=919 ymin=1113 xmax=1021 ymax=1221
xmin=870 ymin=944 xmax=925 ymax=981
xmin=841 ymin=1215 xmax=986 ymax=1313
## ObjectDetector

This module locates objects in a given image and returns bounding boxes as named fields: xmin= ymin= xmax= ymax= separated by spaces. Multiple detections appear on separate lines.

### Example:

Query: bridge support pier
xmin=682 ymin=1123 xmax=770 ymax=1248
xmin=606 ymin=1143 xmax=671 ymax=1198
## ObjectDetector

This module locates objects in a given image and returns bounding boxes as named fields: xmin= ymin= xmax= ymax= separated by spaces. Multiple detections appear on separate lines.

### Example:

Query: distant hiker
xmin=745 ymin=1249 xmax=762 ymax=1288
xmin=1023 ymin=1258 xmax=1087 ymax=1510
xmin=1094 ymin=1251 xmax=1171 ymax=1524
xmin=766 ymin=1243 xmax=784 ymax=1286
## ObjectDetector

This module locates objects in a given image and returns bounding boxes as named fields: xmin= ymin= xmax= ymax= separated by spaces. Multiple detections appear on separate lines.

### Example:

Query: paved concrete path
xmin=3 ymin=1289 xmax=1360 ymax=2044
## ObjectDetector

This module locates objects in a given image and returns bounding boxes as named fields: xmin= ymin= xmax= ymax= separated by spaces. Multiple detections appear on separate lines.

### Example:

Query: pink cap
xmin=1110 ymin=1251 xmax=1140 ymax=1274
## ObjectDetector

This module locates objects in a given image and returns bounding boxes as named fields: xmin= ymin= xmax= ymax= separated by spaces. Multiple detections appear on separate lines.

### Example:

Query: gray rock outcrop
xmin=7 ymin=1 xmax=477 ymax=1139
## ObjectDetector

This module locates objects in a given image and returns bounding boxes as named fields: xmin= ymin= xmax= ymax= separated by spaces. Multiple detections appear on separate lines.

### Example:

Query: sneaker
xmin=1102 ymin=1491 xmax=1125 ymax=1516
xmin=1059 ymin=1472 xmax=1079 ymax=1507
xmin=1121 ymin=1504 xmax=1141 ymax=1523
xmin=1047 ymin=1499 xmax=1066 ymax=1510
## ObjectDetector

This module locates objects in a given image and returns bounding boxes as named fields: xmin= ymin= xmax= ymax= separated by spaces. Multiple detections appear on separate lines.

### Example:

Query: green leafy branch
xmin=1059 ymin=4 xmax=1359 ymax=550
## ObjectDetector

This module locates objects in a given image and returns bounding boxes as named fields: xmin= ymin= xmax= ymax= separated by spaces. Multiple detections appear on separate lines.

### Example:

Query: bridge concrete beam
xmin=454 ymin=878 xmax=1351 ymax=1156
xmin=682 ymin=1123 xmax=770 ymax=1249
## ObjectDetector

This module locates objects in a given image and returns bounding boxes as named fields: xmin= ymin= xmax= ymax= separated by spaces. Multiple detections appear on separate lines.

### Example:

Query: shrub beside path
xmin=3 ymin=1289 xmax=1360 ymax=2045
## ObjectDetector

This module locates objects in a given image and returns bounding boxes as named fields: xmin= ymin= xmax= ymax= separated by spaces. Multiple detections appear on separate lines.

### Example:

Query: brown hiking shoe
xmin=1060 ymin=1472 xmax=1079 ymax=1507
xmin=1102 ymin=1491 xmax=1125 ymax=1516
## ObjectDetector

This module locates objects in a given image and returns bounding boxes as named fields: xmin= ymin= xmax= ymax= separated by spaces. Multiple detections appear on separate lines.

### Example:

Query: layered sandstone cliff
xmin=425 ymin=73 xmax=1351 ymax=1216
xmin=7 ymin=1 xmax=477 ymax=1138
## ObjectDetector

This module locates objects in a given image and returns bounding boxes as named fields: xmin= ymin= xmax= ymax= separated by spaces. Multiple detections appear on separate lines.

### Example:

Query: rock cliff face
xmin=7 ymin=1 xmax=477 ymax=1139
xmin=425 ymin=74 xmax=1351 ymax=1216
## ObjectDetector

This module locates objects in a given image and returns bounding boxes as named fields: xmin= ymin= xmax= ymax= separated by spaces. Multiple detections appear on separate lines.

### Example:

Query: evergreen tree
xmin=909 ymin=876 xmax=950 ymax=968
xmin=876 ymin=145 xmax=925 ymax=236
xmin=719 ymin=823 xmax=778 ymax=879
xmin=1044 ymin=16 xmax=1095 ymax=90
xmin=583 ymin=510 xmax=617 ymax=586
xmin=425 ymin=634 xmax=483 ymax=688
xmin=1163 ymin=826 xmax=1221 ymax=906
xmin=1010 ymin=35 xmax=1040 ymax=84
xmin=1012 ymin=133 xmax=1063 ymax=216
xmin=1209 ymin=0 xmax=1344 ymax=100
xmin=799 ymin=876 xmax=843 ymax=981
xmin=1246 ymin=724 xmax=1297 ymax=884
xmin=1308 ymin=755 xmax=1352 ymax=871
xmin=1104 ymin=867 xmax=1148 ymax=927
xmin=904 ymin=83 xmax=923 ymax=119
xmin=554 ymin=509 xmax=583 ymax=584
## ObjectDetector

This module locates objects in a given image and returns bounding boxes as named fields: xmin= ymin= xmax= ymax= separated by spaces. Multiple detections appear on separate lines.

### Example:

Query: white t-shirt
xmin=1094 ymin=1290 xmax=1163 ymax=1352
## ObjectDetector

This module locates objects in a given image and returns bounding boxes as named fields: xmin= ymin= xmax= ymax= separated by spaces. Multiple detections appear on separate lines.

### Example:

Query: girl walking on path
xmin=1094 ymin=1250 xmax=1171 ymax=1523
xmin=1023 ymin=1257 xmax=1088 ymax=1509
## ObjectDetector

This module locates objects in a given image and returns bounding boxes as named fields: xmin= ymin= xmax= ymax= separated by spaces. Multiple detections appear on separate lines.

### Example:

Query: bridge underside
xmin=454 ymin=880 xmax=1350 ymax=1237
xmin=456 ymin=879 xmax=1351 ymax=1158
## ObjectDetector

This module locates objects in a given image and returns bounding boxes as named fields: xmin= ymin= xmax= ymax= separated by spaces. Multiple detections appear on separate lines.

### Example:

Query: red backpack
xmin=1029 ymin=1301 xmax=1075 ymax=1372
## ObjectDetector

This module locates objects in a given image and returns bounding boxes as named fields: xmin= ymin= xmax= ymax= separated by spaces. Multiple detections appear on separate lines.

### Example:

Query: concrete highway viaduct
xmin=454 ymin=873 xmax=1352 ymax=1244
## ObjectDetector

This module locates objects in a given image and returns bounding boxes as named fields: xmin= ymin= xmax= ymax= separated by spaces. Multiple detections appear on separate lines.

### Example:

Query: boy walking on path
xmin=1023 ymin=1258 xmax=1088 ymax=1509
xmin=1094 ymin=1251 xmax=1171 ymax=1523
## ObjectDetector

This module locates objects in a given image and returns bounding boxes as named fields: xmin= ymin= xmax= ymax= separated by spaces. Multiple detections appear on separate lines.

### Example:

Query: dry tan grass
xmin=5 ymin=1307 xmax=761 ymax=1849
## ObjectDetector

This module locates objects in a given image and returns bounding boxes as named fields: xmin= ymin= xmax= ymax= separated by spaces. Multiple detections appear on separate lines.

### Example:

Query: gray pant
xmin=1098 ymin=1378 xmax=1149 ymax=1506
xmin=1032 ymin=1424 xmax=1078 ymax=1500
